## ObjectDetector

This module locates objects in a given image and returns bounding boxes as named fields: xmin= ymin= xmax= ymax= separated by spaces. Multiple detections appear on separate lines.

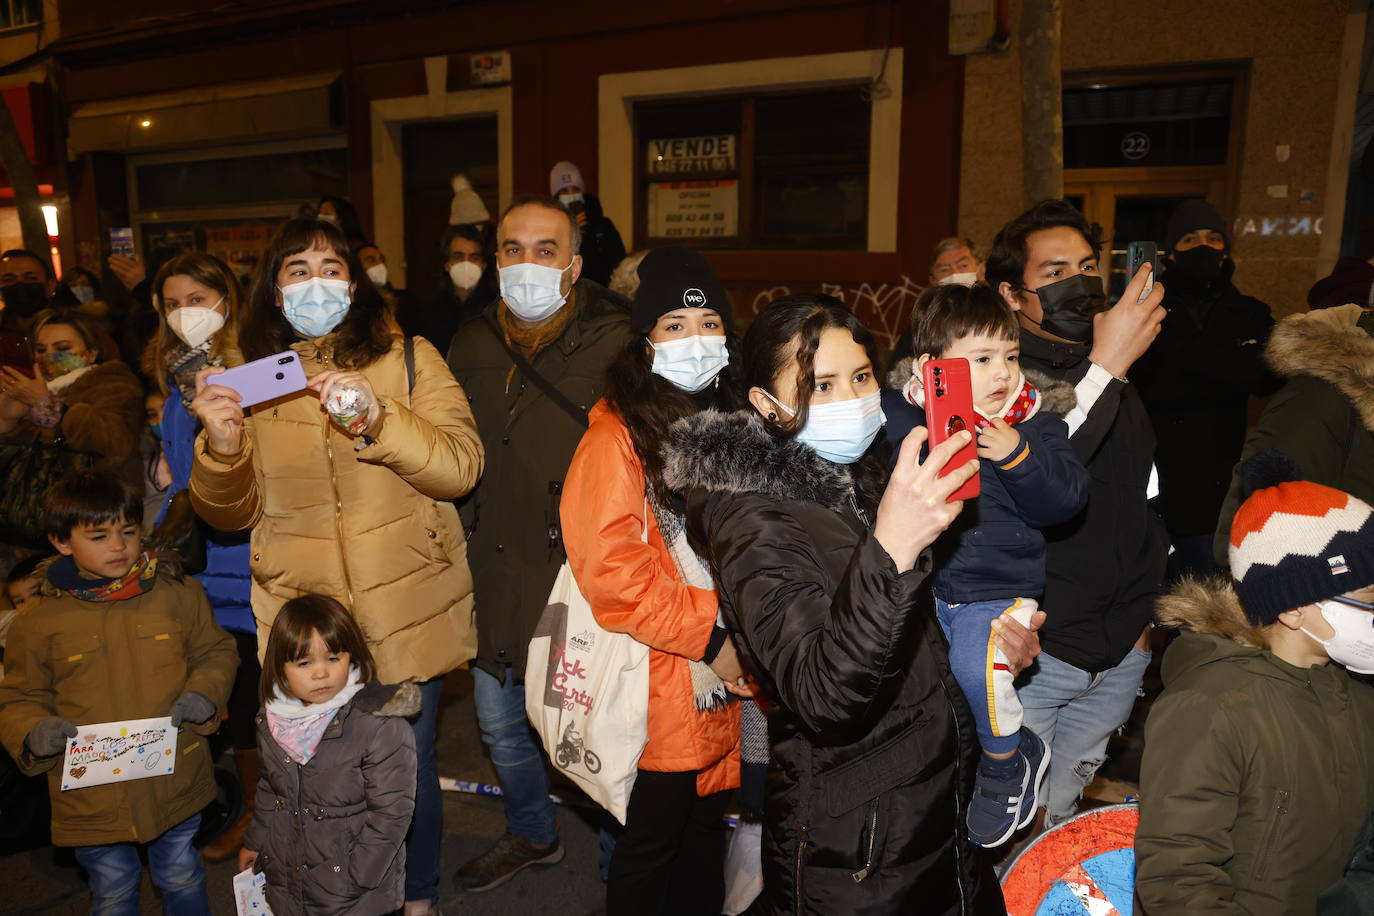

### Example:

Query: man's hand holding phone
xmin=1089 ymin=263 xmax=1165 ymax=379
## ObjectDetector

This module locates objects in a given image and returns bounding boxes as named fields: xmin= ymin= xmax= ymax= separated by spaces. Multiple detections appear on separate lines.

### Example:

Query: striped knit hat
xmin=1229 ymin=449 xmax=1374 ymax=624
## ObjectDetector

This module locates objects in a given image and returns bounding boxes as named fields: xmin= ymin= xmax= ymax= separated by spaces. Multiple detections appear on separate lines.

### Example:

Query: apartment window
xmin=0 ymin=0 xmax=41 ymax=29
xmin=635 ymin=86 xmax=870 ymax=250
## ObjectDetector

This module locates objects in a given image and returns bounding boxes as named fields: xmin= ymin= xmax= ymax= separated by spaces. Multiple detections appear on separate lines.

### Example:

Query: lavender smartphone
xmin=214 ymin=351 xmax=308 ymax=408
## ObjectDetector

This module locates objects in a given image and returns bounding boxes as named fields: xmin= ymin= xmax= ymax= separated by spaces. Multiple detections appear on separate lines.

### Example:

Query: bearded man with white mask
xmin=446 ymin=194 xmax=630 ymax=892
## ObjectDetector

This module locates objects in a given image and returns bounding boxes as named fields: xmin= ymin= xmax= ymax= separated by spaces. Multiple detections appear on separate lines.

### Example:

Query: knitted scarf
xmin=47 ymin=552 xmax=157 ymax=601
xmin=164 ymin=341 xmax=221 ymax=408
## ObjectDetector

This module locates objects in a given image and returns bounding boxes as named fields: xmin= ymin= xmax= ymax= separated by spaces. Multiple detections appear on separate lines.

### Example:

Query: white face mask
xmin=499 ymin=260 xmax=574 ymax=322
xmin=166 ymin=301 xmax=226 ymax=349
xmin=559 ymin=192 xmax=584 ymax=208
xmin=450 ymin=260 xmax=482 ymax=291
xmin=768 ymin=389 xmax=885 ymax=465
xmin=1304 ymin=598 xmax=1374 ymax=674
xmin=365 ymin=263 xmax=388 ymax=287
xmin=938 ymin=272 xmax=979 ymax=287
xmin=71 ymin=286 xmax=95 ymax=304
xmin=650 ymin=334 xmax=728 ymax=393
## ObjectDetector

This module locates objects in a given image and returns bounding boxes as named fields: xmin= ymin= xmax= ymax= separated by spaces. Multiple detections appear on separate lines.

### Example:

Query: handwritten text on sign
xmin=62 ymin=716 xmax=176 ymax=790
xmin=649 ymin=181 xmax=739 ymax=239
xmin=647 ymin=134 xmax=736 ymax=176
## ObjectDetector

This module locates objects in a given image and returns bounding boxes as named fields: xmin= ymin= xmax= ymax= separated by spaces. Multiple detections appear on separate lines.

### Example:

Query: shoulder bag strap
xmin=404 ymin=334 xmax=416 ymax=393
xmin=481 ymin=313 xmax=588 ymax=429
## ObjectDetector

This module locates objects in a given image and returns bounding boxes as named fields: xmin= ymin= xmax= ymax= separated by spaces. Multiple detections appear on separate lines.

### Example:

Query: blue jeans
xmin=406 ymin=676 xmax=445 ymax=904
xmin=1016 ymin=648 xmax=1152 ymax=825
xmin=935 ymin=596 xmax=1038 ymax=757
xmin=74 ymin=813 xmax=209 ymax=916
xmin=472 ymin=665 xmax=558 ymax=844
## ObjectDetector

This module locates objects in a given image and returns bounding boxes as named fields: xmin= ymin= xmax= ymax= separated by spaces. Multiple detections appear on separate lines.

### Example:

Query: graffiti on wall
xmin=744 ymin=275 xmax=926 ymax=350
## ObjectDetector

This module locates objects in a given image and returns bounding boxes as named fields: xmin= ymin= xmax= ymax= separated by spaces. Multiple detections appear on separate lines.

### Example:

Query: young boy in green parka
xmin=1135 ymin=450 xmax=1374 ymax=915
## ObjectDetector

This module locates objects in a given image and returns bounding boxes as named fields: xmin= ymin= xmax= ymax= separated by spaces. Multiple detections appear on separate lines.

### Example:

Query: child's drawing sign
xmin=60 ymin=716 xmax=176 ymax=791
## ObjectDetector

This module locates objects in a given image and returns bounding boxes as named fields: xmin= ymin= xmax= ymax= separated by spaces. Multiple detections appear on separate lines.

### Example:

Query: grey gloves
xmin=26 ymin=717 xmax=77 ymax=757
xmin=169 ymin=690 xmax=217 ymax=728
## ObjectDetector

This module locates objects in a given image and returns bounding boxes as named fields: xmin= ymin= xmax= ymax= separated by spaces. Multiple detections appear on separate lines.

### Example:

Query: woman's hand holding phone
xmin=874 ymin=426 xmax=978 ymax=572
xmin=191 ymin=367 xmax=246 ymax=458
xmin=0 ymin=364 xmax=47 ymax=407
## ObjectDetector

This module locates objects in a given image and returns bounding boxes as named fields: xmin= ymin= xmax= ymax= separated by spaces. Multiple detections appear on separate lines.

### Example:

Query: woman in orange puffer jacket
xmin=561 ymin=247 xmax=748 ymax=916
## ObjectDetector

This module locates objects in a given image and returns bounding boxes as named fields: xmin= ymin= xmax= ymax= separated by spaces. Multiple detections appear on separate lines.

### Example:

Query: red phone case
xmin=0 ymin=332 xmax=34 ymax=377
xmin=922 ymin=358 xmax=981 ymax=502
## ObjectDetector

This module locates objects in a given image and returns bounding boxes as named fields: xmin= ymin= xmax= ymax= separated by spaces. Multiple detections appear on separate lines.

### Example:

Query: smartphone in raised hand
xmin=1126 ymin=241 xmax=1160 ymax=302
xmin=212 ymin=351 xmax=308 ymax=409
xmin=922 ymin=357 xmax=981 ymax=503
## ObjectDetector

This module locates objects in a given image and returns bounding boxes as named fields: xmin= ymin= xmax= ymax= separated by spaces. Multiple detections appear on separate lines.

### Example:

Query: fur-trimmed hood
xmin=1153 ymin=577 xmax=1290 ymax=687
xmin=1155 ymin=576 xmax=1267 ymax=649
xmin=1266 ymin=304 xmax=1374 ymax=432
xmin=663 ymin=409 xmax=853 ymax=512
xmin=884 ymin=358 xmax=1077 ymax=418
xmin=351 ymin=680 xmax=422 ymax=719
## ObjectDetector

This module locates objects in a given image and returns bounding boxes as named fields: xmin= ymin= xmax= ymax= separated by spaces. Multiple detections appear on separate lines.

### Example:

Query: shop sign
xmin=648 ymin=180 xmax=738 ymax=239
xmin=647 ymin=135 xmax=736 ymax=176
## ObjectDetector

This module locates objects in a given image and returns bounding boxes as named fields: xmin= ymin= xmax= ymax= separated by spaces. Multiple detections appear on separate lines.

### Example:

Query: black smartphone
xmin=1126 ymin=241 xmax=1160 ymax=302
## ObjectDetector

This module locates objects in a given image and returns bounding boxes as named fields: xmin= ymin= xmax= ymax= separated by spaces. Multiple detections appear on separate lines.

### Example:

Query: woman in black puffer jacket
xmin=665 ymin=296 xmax=1037 ymax=915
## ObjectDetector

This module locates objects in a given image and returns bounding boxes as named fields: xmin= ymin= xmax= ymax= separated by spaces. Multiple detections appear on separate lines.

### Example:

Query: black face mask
xmin=2 ymin=281 xmax=49 ymax=318
xmin=1171 ymin=244 xmax=1226 ymax=281
xmin=1029 ymin=273 xmax=1107 ymax=344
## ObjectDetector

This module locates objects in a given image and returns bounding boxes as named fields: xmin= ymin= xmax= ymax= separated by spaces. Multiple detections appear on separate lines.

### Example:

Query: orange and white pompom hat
xmin=1229 ymin=449 xmax=1374 ymax=625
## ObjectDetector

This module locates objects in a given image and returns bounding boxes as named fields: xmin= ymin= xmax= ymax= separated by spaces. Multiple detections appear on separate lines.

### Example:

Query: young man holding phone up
xmin=987 ymin=199 xmax=1168 ymax=829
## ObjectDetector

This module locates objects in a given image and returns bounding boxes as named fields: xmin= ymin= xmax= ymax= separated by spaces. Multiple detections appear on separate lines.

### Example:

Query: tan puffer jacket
xmin=190 ymin=333 xmax=484 ymax=683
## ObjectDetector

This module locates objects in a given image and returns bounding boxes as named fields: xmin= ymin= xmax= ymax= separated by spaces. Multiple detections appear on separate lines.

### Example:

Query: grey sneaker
xmin=453 ymin=832 xmax=565 ymax=893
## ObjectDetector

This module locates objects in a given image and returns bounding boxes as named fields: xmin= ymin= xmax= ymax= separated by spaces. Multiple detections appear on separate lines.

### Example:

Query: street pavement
xmin=0 ymin=673 xmax=610 ymax=915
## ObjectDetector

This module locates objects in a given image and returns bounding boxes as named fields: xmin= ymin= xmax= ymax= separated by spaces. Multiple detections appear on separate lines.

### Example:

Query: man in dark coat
xmin=1132 ymin=199 xmax=1278 ymax=579
xmin=549 ymin=161 xmax=626 ymax=288
xmin=988 ymin=199 xmax=1169 ymax=828
xmin=446 ymin=194 xmax=630 ymax=892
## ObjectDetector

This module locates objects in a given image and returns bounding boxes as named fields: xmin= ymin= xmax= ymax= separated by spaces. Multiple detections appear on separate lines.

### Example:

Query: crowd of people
xmin=0 ymin=161 xmax=1369 ymax=916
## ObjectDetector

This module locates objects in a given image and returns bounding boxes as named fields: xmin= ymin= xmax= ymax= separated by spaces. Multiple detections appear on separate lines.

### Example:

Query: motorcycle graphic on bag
xmin=556 ymin=721 xmax=601 ymax=774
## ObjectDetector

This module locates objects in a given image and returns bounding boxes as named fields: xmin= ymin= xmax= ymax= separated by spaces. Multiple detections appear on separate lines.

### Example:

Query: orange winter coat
xmin=561 ymin=401 xmax=739 ymax=796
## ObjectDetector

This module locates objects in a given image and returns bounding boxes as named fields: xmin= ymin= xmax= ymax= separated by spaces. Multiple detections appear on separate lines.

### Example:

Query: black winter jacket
xmin=1132 ymin=260 xmax=1278 ymax=535
xmin=1018 ymin=330 xmax=1169 ymax=673
xmin=447 ymin=280 xmax=631 ymax=677
xmin=665 ymin=410 xmax=1003 ymax=916
xmin=576 ymin=193 xmax=627 ymax=288
xmin=246 ymin=682 xmax=419 ymax=916
xmin=881 ymin=365 xmax=1088 ymax=603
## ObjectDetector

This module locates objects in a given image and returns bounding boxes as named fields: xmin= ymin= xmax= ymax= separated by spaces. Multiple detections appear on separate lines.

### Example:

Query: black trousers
xmin=223 ymin=630 xmax=261 ymax=750
xmin=607 ymin=769 xmax=732 ymax=916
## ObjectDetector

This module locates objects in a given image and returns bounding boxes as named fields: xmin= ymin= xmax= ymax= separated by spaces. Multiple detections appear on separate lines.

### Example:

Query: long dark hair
xmin=604 ymin=325 xmax=744 ymax=508
xmin=743 ymin=293 xmax=887 ymax=505
xmin=238 ymin=219 xmax=392 ymax=368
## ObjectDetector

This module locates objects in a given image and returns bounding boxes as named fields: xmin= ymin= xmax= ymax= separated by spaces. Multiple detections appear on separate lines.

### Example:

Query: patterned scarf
xmin=265 ymin=669 xmax=366 ymax=766
xmin=903 ymin=370 xmax=1041 ymax=429
xmin=164 ymin=341 xmax=220 ymax=407
xmin=47 ymin=552 xmax=158 ymax=601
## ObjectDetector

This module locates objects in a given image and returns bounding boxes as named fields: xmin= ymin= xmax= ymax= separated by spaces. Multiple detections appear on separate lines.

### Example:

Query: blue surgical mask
xmin=280 ymin=277 xmax=351 ymax=339
xmin=769 ymin=389 xmax=885 ymax=465
xmin=149 ymin=421 xmax=164 ymax=441
xmin=650 ymin=334 xmax=728 ymax=393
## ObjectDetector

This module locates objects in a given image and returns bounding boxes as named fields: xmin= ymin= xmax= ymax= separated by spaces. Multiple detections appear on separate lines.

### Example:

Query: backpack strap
xmin=404 ymin=335 xmax=416 ymax=393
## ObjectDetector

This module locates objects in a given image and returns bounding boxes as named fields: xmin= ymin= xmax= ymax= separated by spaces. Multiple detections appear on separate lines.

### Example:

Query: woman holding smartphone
xmin=663 ymin=295 xmax=1039 ymax=915
xmin=188 ymin=218 xmax=483 ymax=916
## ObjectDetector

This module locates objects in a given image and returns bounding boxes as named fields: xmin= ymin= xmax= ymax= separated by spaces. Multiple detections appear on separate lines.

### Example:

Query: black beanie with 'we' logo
xmin=631 ymin=246 xmax=733 ymax=333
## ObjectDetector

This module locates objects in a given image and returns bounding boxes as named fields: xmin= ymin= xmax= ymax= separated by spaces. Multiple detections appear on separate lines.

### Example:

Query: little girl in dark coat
xmin=240 ymin=594 xmax=418 ymax=916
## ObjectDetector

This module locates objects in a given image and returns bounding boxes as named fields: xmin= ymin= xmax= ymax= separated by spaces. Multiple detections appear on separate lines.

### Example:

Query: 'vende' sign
xmin=647 ymin=135 xmax=736 ymax=176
